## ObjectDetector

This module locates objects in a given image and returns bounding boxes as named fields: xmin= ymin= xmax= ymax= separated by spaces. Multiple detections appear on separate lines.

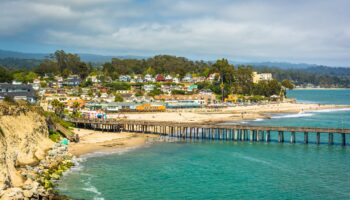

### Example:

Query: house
xmin=182 ymin=74 xmax=193 ymax=83
xmin=252 ymin=72 xmax=273 ymax=83
xmin=12 ymin=80 xmax=22 ymax=85
xmin=207 ymin=73 xmax=218 ymax=82
xmin=64 ymin=75 xmax=81 ymax=86
xmin=187 ymin=84 xmax=198 ymax=92
xmin=160 ymin=85 xmax=171 ymax=93
xmin=165 ymin=100 xmax=202 ymax=109
xmin=144 ymin=74 xmax=154 ymax=82
xmin=31 ymin=79 xmax=41 ymax=90
xmin=199 ymin=89 xmax=213 ymax=95
xmin=112 ymin=102 xmax=138 ymax=111
xmin=144 ymin=84 xmax=155 ymax=92
xmin=172 ymin=77 xmax=180 ymax=84
xmin=0 ymin=83 xmax=36 ymax=103
xmin=119 ymin=75 xmax=131 ymax=82
xmin=165 ymin=75 xmax=173 ymax=82
xmin=192 ymin=76 xmax=206 ymax=83
xmin=86 ymin=75 xmax=100 ymax=83
xmin=154 ymin=94 xmax=217 ymax=105
xmin=156 ymin=74 xmax=166 ymax=82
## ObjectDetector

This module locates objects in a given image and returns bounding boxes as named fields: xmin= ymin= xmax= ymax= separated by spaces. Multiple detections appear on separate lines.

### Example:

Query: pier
xmin=70 ymin=118 xmax=350 ymax=146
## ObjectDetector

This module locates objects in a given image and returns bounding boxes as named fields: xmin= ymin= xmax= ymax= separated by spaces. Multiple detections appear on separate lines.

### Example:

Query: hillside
xmin=0 ymin=102 xmax=54 ymax=190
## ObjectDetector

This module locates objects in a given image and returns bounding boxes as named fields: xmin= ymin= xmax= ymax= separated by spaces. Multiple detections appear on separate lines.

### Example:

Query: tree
xmin=114 ymin=93 xmax=124 ymax=102
xmin=145 ymin=67 xmax=156 ymax=75
xmin=281 ymin=79 xmax=295 ymax=90
xmin=51 ymin=99 xmax=65 ymax=117
xmin=235 ymin=66 xmax=253 ymax=95
xmin=25 ymin=72 xmax=38 ymax=83
xmin=148 ymin=88 xmax=163 ymax=97
xmin=0 ymin=66 xmax=13 ymax=83
xmin=35 ymin=59 xmax=59 ymax=76
xmin=72 ymin=101 xmax=80 ymax=115
xmin=212 ymin=59 xmax=235 ymax=99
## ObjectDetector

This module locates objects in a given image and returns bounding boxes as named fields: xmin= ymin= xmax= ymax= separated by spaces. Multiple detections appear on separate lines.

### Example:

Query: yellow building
xmin=136 ymin=103 xmax=166 ymax=112
xmin=224 ymin=94 xmax=239 ymax=103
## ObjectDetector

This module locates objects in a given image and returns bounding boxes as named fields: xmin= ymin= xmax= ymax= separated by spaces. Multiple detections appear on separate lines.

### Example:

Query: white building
xmin=253 ymin=72 xmax=273 ymax=83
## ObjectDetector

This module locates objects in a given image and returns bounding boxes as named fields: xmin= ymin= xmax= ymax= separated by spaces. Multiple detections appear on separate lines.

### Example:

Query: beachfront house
xmin=165 ymin=100 xmax=202 ymax=109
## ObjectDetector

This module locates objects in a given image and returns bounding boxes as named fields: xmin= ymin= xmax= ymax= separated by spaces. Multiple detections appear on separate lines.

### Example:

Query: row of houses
xmin=119 ymin=73 xmax=216 ymax=83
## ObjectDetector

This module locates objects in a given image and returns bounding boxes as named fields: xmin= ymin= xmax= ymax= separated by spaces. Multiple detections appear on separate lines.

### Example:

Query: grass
xmin=49 ymin=130 xmax=61 ymax=142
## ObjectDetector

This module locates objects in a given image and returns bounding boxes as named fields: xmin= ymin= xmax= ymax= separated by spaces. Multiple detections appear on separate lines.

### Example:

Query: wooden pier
xmin=70 ymin=118 xmax=350 ymax=146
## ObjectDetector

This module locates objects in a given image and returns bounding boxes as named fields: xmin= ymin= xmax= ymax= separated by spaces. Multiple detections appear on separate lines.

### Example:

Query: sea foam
xmin=271 ymin=112 xmax=314 ymax=119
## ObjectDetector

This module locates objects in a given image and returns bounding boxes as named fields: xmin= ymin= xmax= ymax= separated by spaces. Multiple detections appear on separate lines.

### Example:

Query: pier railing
xmin=69 ymin=118 xmax=350 ymax=146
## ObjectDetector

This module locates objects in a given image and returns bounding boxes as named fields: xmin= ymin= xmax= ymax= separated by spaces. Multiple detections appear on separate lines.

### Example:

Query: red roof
xmin=156 ymin=74 xmax=165 ymax=82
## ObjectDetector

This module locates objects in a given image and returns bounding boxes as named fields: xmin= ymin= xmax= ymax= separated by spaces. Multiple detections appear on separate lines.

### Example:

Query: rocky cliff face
xmin=0 ymin=103 xmax=54 ymax=190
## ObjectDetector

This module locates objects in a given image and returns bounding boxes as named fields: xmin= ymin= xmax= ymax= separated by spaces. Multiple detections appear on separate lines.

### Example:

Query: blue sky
xmin=1 ymin=0 xmax=350 ymax=66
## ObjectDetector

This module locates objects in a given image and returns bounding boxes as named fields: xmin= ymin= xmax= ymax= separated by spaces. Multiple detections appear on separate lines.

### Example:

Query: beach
xmin=107 ymin=102 xmax=350 ymax=123
xmin=69 ymin=128 xmax=159 ymax=156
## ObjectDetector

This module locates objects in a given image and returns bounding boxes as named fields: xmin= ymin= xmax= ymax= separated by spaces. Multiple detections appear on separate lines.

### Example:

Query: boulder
xmin=23 ymin=189 xmax=33 ymax=198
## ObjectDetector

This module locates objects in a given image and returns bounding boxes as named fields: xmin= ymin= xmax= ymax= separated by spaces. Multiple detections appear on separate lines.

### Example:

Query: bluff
xmin=0 ymin=102 xmax=53 ymax=190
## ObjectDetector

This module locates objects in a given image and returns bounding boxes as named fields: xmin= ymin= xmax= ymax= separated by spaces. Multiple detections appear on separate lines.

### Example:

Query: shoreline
xmin=106 ymin=102 xmax=350 ymax=124
xmin=67 ymin=103 xmax=350 ymax=157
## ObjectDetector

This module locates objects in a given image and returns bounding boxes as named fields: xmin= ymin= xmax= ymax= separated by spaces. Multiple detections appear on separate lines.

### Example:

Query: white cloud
xmin=0 ymin=0 xmax=350 ymax=65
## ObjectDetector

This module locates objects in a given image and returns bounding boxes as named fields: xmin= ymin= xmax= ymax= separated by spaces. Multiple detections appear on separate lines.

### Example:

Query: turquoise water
xmin=287 ymin=89 xmax=350 ymax=104
xmin=58 ymin=90 xmax=350 ymax=200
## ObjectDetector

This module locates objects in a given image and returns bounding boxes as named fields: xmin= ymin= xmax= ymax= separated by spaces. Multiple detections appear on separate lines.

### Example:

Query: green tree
xmin=25 ymin=71 xmax=37 ymax=83
xmin=51 ymin=99 xmax=65 ymax=117
xmin=114 ymin=93 xmax=124 ymax=102
xmin=72 ymin=101 xmax=80 ymax=115
xmin=0 ymin=66 xmax=13 ymax=83
xmin=145 ymin=67 xmax=156 ymax=75
xmin=148 ymin=88 xmax=163 ymax=97
xmin=281 ymin=79 xmax=295 ymax=90
xmin=235 ymin=66 xmax=254 ymax=95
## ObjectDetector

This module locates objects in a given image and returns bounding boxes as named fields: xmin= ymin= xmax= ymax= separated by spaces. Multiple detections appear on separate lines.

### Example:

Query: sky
xmin=0 ymin=0 xmax=350 ymax=66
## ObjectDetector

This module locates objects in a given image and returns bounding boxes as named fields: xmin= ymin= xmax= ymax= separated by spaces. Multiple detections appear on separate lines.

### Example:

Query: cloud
xmin=0 ymin=0 xmax=350 ymax=66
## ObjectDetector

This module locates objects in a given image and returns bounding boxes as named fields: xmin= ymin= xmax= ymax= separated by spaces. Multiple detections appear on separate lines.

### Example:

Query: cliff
xmin=0 ymin=102 xmax=54 ymax=190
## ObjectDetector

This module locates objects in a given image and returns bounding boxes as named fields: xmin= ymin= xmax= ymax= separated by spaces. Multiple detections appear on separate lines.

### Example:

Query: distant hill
xmin=0 ymin=49 xmax=48 ymax=60
xmin=230 ymin=61 xmax=321 ymax=69
xmin=0 ymin=49 xmax=146 ymax=64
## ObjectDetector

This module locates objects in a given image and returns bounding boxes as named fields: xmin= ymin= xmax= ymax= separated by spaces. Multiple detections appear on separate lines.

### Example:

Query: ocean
xmin=57 ymin=89 xmax=350 ymax=200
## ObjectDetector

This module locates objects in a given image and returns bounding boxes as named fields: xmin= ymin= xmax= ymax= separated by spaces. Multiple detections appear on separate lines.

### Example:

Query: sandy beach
xmin=108 ymin=102 xmax=350 ymax=123
xmin=69 ymin=128 xmax=159 ymax=156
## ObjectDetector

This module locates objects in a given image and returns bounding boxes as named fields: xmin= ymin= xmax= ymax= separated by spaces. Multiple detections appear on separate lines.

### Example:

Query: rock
xmin=0 ymin=189 xmax=5 ymax=197
xmin=23 ymin=190 xmax=33 ymax=198
xmin=34 ymin=149 xmax=46 ymax=160
xmin=7 ymin=187 xmax=23 ymax=198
